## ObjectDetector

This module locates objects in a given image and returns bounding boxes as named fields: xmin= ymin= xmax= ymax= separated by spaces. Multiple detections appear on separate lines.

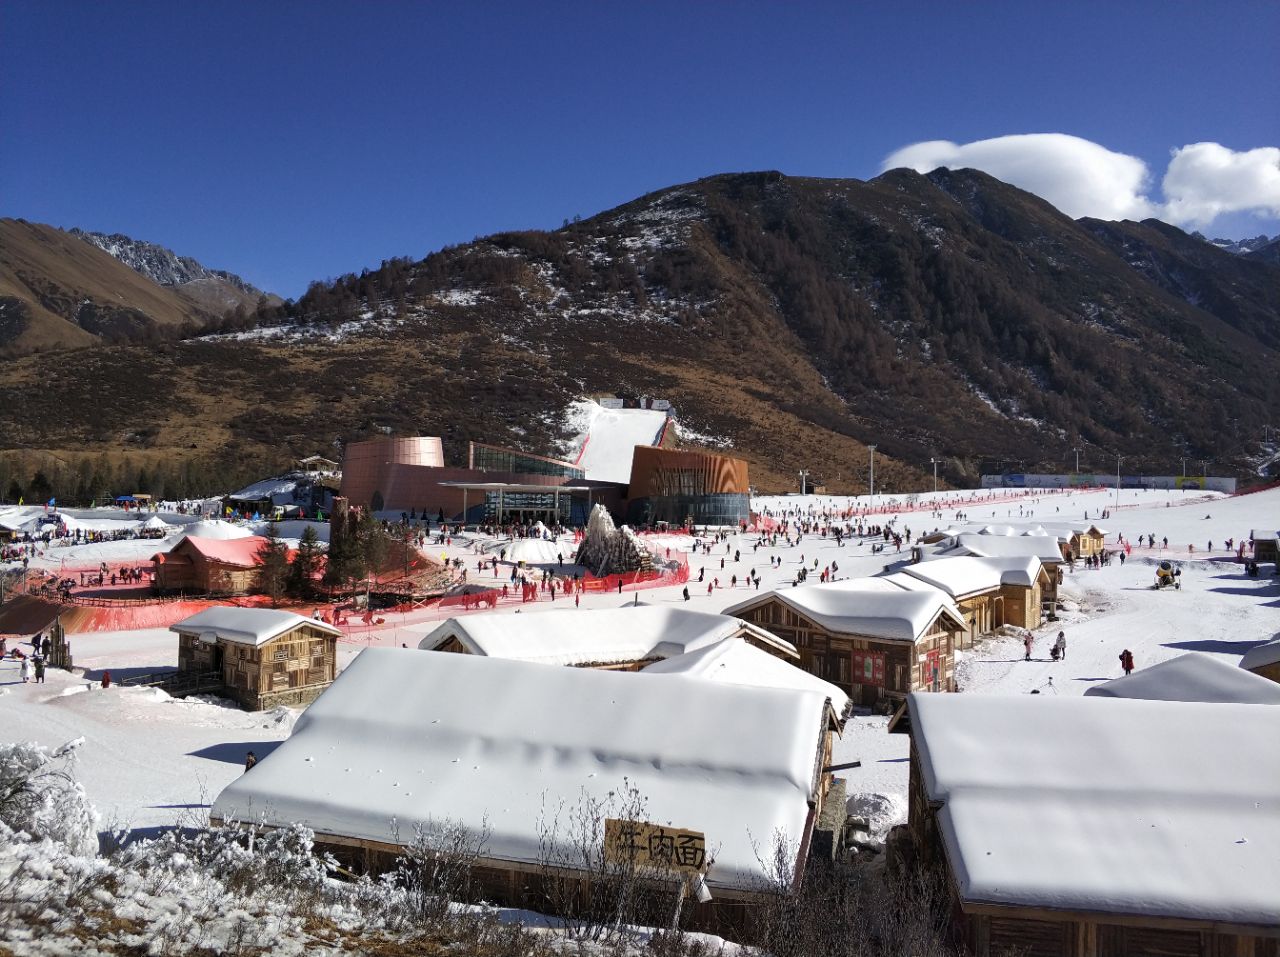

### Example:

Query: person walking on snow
xmin=1023 ymin=633 xmax=1034 ymax=661
xmin=20 ymin=656 xmax=32 ymax=683
xmin=1119 ymin=648 xmax=1135 ymax=676
xmin=1053 ymin=631 xmax=1066 ymax=660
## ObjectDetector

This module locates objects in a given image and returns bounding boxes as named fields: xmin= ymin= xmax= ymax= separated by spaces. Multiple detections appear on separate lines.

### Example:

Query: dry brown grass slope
xmin=0 ymin=219 xmax=213 ymax=355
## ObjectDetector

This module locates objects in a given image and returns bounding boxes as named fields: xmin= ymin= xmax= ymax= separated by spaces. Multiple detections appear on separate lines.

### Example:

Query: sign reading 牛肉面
xmin=604 ymin=819 xmax=707 ymax=874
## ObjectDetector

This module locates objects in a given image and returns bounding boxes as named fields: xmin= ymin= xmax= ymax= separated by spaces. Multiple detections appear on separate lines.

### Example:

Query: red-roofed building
xmin=152 ymin=535 xmax=282 ymax=596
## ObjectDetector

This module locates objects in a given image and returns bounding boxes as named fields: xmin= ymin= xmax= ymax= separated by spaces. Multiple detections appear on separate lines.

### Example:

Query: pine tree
xmin=287 ymin=525 xmax=322 ymax=601
xmin=254 ymin=523 xmax=290 ymax=607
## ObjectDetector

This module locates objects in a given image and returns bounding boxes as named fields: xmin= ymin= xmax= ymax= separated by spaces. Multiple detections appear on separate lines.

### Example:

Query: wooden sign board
xmin=604 ymin=818 xmax=707 ymax=875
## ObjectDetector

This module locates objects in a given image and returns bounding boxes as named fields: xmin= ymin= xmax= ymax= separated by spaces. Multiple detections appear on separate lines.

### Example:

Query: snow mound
xmin=180 ymin=520 xmax=253 ymax=540
xmin=481 ymin=537 xmax=568 ymax=565
xmin=846 ymin=790 xmax=907 ymax=841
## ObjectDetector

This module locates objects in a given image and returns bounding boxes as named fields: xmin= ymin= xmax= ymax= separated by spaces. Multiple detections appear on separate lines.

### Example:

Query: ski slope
xmin=564 ymin=399 xmax=669 ymax=484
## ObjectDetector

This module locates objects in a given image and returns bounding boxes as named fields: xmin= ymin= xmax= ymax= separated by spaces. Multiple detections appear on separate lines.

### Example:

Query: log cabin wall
xmin=176 ymin=623 xmax=338 ymax=711
xmin=966 ymin=912 xmax=1279 ymax=957
xmin=998 ymin=582 xmax=1042 ymax=629
xmin=734 ymin=600 xmax=960 ymax=706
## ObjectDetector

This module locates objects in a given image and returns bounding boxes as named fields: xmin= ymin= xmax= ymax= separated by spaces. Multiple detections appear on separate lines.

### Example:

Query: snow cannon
xmin=1154 ymin=561 xmax=1181 ymax=590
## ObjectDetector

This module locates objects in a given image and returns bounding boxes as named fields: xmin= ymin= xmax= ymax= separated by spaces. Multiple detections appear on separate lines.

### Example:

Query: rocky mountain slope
xmin=0 ymin=219 xmax=216 ymax=355
xmin=69 ymin=228 xmax=279 ymax=314
xmin=1 ymin=170 xmax=1278 ymax=501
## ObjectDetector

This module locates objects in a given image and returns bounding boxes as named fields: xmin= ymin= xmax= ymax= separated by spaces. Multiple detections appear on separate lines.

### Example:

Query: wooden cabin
xmin=418 ymin=605 xmax=799 ymax=671
xmin=1241 ymin=638 xmax=1280 ymax=685
xmin=897 ymin=555 xmax=1050 ymax=645
xmin=724 ymin=580 xmax=968 ymax=709
xmin=211 ymin=648 xmax=839 ymax=938
xmin=0 ymin=594 xmax=72 ymax=669
xmin=171 ymin=607 xmax=340 ymax=710
xmin=898 ymin=693 xmax=1280 ymax=957
xmin=1251 ymin=530 xmax=1279 ymax=565
xmin=152 ymin=535 xmax=274 ymax=596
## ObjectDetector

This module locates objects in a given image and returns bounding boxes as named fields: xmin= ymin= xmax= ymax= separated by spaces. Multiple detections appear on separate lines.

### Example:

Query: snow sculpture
xmin=575 ymin=505 xmax=653 ymax=576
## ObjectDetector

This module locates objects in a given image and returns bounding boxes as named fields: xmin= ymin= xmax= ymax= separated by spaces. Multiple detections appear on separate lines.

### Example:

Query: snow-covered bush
xmin=0 ymin=738 xmax=98 ymax=856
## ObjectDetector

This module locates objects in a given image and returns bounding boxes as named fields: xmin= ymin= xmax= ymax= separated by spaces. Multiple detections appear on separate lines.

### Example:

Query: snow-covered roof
xmin=1084 ymin=652 xmax=1280 ymax=704
xmin=227 ymin=477 xmax=299 ymax=504
xmin=1240 ymin=637 xmax=1280 ymax=673
xmin=160 ymin=535 xmax=272 ymax=568
xmin=170 ymin=607 xmax=340 ymax=646
xmin=1251 ymin=529 xmax=1279 ymax=542
xmin=641 ymin=636 xmax=850 ymax=715
xmin=418 ymin=605 xmax=797 ymax=666
xmin=908 ymin=693 xmax=1280 ymax=926
xmin=211 ymin=648 xmax=830 ymax=894
xmin=898 ymin=555 xmax=1044 ymax=599
xmin=948 ymin=533 xmax=1065 ymax=564
xmin=723 ymin=578 xmax=966 ymax=644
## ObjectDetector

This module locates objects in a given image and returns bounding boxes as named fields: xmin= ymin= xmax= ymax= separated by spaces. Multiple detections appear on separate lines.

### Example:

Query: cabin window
xmin=273 ymin=646 xmax=288 ymax=661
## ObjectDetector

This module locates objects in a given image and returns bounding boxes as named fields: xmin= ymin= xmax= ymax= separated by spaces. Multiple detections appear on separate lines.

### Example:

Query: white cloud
xmin=881 ymin=133 xmax=1280 ymax=231
xmin=1160 ymin=143 xmax=1280 ymax=227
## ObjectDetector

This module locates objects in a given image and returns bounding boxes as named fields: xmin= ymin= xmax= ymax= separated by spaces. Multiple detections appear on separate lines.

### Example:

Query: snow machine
xmin=1154 ymin=561 xmax=1181 ymax=590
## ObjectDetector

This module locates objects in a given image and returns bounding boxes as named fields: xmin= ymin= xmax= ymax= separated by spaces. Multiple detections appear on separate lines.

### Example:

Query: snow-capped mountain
xmin=1193 ymin=232 xmax=1279 ymax=257
xmin=69 ymin=228 xmax=278 ymax=312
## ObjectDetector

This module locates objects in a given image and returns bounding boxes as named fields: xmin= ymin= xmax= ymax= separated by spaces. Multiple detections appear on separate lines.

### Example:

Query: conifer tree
xmin=254 ymin=523 xmax=290 ymax=607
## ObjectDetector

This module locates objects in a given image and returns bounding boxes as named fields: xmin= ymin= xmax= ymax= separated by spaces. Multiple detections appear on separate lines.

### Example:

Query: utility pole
xmin=868 ymin=445 xmax=877 ymax=510
xmin=1181 ymin=457 xmax=1186 ymax=477
xmin=1072 ymin=447 xmax=1081 ymax=473
xmin=930 ymin=457 xmax=939 ymax=494
xmin=798 ymin=470 xmax=808 ymax=496
xmin=1115 ymin=454 xmax=1121 ymax=513
xmin=1201 ymin=459 xmax=1209 ymax=477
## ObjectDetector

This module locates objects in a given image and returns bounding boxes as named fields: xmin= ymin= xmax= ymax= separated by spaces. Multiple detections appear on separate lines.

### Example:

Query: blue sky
xmin=4 ymin=1 xmax=1278 ymax=298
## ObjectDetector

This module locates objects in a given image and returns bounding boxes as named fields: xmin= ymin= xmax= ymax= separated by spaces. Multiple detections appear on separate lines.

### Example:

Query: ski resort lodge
xmin=418 ymin=605 xmax=801 ymax=671
xmin=211 ymin=647 xmax=843 ymax=932
xmin=899 ymin=693 xmax=1280 ymax=956
xmin=171 ymin=607 xmax=341 ymax=710
xmin=336 ymin=401 xmax=750 ymax=528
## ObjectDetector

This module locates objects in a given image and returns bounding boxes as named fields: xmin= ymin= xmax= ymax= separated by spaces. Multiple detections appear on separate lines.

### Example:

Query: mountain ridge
xmin=0 ymin=169 xmax=1277 ymax=502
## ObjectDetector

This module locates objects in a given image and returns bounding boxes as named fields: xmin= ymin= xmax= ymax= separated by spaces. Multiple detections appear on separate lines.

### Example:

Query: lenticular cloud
xmin=882 ymin=133 xmax=1280 ymax=230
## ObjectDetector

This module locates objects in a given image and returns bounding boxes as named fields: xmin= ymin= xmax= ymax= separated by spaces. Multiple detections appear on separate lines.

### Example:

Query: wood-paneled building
xmin=211 ymin=648 xmax=840 ymax=937
xmin=898 ymin=555 xmax=1050 ymax=645
xmin=898 ymin=693 xmax=1280 ymax=957
xmin=724 ymin=579 xmax=968 ymax=708
xmin=171 ymin=607 xmax=341 ymax=710
xmin=1241 ymin=638 xmax=1280 ymax=685
xmin=152 ymin=535 xmax=277 ymax=596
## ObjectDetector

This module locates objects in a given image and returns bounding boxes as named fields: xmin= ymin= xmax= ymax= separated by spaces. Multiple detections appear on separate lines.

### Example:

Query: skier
xmin=1119 ymin=648 xmax=1135 ymax=676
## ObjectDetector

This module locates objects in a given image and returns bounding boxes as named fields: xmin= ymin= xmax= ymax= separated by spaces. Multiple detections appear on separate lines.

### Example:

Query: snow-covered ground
xmin=2 ymin=484 xmax=1277 ymax=848
xmin=561 ymin=399 xmax=669 ymax=483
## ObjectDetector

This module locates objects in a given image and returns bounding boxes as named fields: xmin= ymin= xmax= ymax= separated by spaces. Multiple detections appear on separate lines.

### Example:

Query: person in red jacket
xmin=1119 ymin=649 xmax=1135 ymax=676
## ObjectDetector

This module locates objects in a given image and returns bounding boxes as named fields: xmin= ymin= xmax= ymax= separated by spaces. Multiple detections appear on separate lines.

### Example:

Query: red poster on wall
xmin=852 ymin=650 xmax=885 ymax=687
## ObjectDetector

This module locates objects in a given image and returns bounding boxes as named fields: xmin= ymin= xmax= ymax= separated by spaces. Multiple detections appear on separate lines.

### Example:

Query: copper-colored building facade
xmin=626 ymin=447 xmax=751 ymax=527
xmin=340 ymin=437 xmax=445 ymax=510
